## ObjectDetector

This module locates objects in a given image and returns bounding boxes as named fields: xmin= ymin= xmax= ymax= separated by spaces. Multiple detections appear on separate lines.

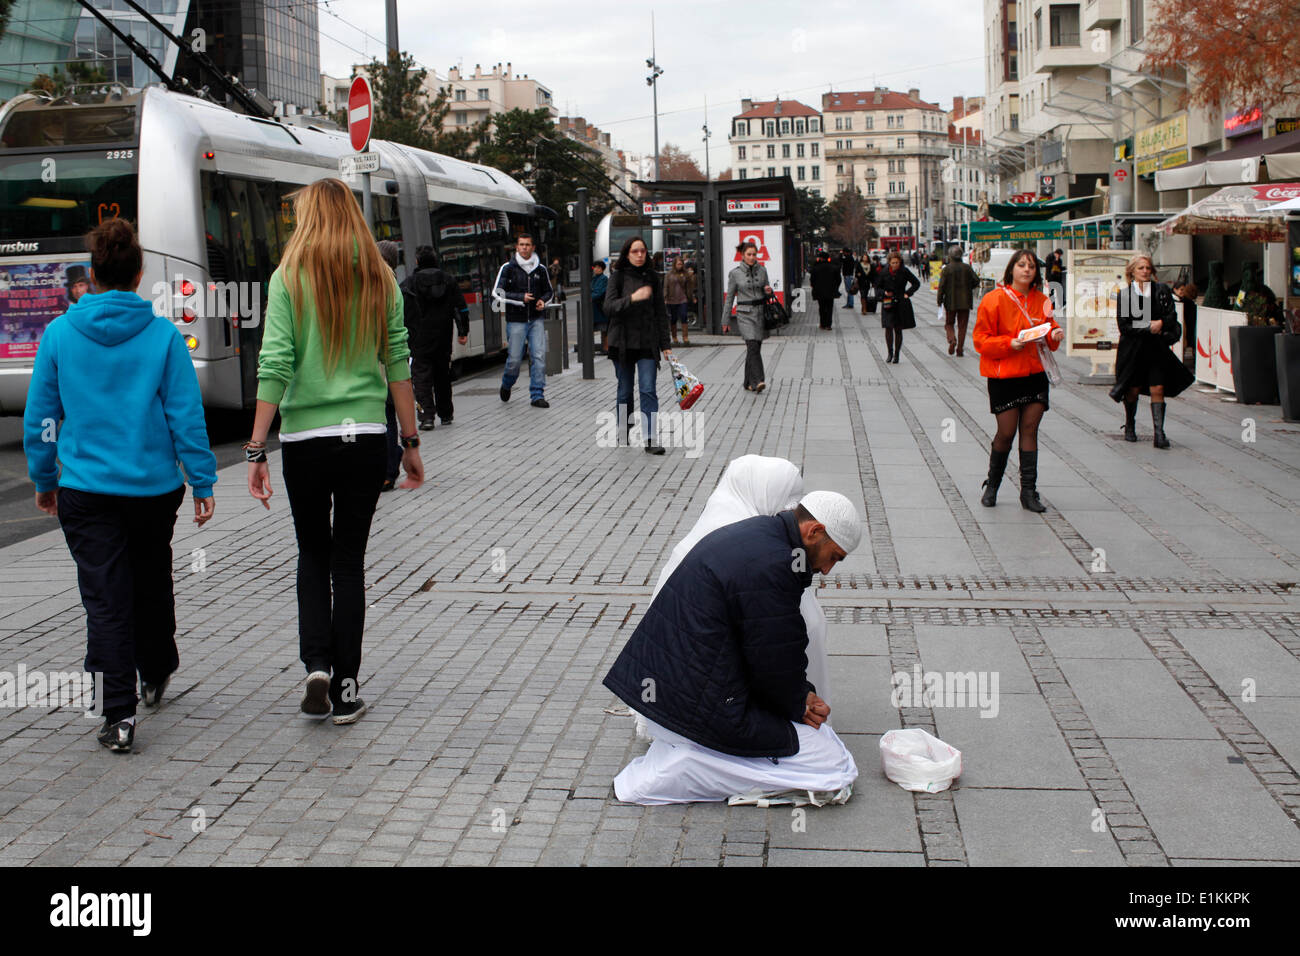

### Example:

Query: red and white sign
xmin=642 ymin=200 xmax=697 ymax=216
xmin=1113 ymin=168 xmax=1129 ymax=182
xmin=348 ymin=76 xmax=373 ymax=152
xmin=722 ymin=223 xmax=785 ymax=304
xmin=1252 ymin=183 xmax=1300 ymax=200
xmin=725 ymin=197 xmax=781 ymax=213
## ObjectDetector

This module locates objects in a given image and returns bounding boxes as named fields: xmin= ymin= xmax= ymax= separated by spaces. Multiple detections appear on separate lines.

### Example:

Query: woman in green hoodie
xmin=246 ymin=178 xmax=423 ymax=725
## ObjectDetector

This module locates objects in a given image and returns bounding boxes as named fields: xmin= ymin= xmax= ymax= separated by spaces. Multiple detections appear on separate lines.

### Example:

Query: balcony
xmin=884 ymin=191 xmax=910 ymax=204
xmin=1033 ymin=40 xmax=1105 ymax=74
xmin=1083 ymin=0 xmax=1122 ymax=30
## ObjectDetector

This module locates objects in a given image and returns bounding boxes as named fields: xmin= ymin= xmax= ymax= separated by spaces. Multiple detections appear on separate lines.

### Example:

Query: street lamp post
xmin=646 ymin=14 xmax=663 ymax=181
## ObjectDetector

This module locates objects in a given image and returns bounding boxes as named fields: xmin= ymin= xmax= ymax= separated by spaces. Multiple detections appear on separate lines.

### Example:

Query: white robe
xmin=615 ymin=719 xmax=858 ymax=806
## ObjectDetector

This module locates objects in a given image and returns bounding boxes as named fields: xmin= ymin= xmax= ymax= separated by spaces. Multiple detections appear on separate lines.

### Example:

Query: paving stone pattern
xmin=1 ymin=289 xmax=1299 ymax=866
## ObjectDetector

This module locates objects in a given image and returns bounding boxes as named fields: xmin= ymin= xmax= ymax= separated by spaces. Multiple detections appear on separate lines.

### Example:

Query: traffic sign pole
xmin=348 ymin=75 xmax=375 ymax=231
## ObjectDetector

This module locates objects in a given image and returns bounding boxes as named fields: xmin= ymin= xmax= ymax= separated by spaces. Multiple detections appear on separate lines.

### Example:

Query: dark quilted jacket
xmin=603 ymin=511 xmax=815 ymax=758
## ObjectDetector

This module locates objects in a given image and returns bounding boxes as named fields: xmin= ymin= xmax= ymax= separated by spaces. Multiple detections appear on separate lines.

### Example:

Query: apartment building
xmin=822 ymin=87 xmax=948 ymax=246
xmin=557 ymin=116 xmax=632 ymax=199
xmin=727 ymin=99 xmax=825 ymax=195
xmin=440 ymin=62 xmax=557 ymax=132
xmin=944 ymin=96 xmax=997 ymax=241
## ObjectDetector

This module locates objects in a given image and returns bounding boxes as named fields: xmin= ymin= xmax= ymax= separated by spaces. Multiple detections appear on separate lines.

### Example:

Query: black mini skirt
xmin=988 ymin=372 xmax=1050 ymax=414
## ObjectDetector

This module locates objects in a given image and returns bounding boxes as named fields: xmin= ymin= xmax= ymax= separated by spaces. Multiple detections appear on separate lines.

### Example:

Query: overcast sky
xmin=318 ymin=0 xmax=986 ymax=168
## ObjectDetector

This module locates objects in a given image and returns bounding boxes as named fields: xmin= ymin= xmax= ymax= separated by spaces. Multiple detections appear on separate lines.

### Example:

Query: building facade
xmin=0 ymin=0 xmax=85 ymax=101
xmin=727 ymin=98 xmax=824 ymax=195
xmin=822 ymin=87 xmax=948 ymax=247
xmin=943 ymin=96 xmax=997 ymax=241
xmin=557 ymin=115 xmax=632 ymax=199
xmin=438 ymin=62 xmax=556 ymax=134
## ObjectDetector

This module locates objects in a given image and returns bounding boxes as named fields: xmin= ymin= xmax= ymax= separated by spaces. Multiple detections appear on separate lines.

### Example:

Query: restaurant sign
xmin=1136 ymin=114 xmax=1188 ymax=160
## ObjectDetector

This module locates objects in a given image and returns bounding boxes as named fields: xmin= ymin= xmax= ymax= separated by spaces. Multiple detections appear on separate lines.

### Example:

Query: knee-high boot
xmin=1019 ymin=448 xmax=1046 ymax=513
xmin=1151 ymin=401 xmax=1170 ymax=449
xmin=1123 ymin=399 xmax=1138 ymax=442
xmin=980 ymin=445 xmax=1010 ymax=507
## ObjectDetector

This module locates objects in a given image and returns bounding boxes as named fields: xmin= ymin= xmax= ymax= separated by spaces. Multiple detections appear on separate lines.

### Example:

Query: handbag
xmin=1001 ymin=286 xmax=1063 ymax=386
xmin=762 ymin=294 xmax=789 ymax=331
xmin=668 ymin=355 xmax=704 ymax=409
xmin=848 ymin=277 xmax=859 ymax=296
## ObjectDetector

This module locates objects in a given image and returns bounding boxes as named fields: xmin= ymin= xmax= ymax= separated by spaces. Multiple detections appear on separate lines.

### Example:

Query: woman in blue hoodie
xmin=23 ymin=218 xmax=218 ymax=754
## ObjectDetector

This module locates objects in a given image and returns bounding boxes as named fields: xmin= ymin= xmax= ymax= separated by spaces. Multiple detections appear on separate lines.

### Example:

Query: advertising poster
xmin=0 ymin=260 xmax=91 ymax=360
xmin=1065 ymin=251 xmax=1127 ymax=364
xmin=721 ymin=223 xmax=785 ymax=304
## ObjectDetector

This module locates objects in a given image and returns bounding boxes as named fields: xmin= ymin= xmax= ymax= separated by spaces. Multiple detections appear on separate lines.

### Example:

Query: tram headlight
xmin=184 ymin=335 xmax=199 ymax=351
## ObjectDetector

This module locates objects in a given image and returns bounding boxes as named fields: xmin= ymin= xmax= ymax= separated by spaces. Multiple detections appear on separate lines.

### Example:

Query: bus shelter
xmin=633 ymin=176 xmax=799 ymax=334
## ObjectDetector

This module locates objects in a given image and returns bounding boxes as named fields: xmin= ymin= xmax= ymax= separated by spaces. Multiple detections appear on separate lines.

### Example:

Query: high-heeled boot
xmin=1151 ymin=402 xmax=1170 ymax=449
xmin=1123 ymin=399 xmax=1138 ymax=442
xmin=980 ymin=445 xmax=1010 ymax=507
xmin=1019 ymin=448 xmax=1046 ymax=512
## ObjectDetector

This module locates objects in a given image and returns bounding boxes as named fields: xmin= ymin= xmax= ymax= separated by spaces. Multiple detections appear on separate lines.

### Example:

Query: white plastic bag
xmin=879 ymin=728 xmax=962 ymax=793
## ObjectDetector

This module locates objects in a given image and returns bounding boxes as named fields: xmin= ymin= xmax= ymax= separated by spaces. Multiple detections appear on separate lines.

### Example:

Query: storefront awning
xmin=955 ymin=194 xmax=1098 ymax=220
xmin=1157 ymin=182 xmax=1300 ymax=241
xmin=960 ymin=220 xmax=1062 ymax=242
xmin=1155 ymin=128 xmax=1300 ymax=191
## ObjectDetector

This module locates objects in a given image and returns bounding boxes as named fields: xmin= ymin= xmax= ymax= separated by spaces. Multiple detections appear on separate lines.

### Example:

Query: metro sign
xmin=1114 ymin=168 xmax=1129 ymax=182
xmin=348 ymin=75 xmax=373 ymax=153
xmin=726 ymin=197 xmax=780 ymax=213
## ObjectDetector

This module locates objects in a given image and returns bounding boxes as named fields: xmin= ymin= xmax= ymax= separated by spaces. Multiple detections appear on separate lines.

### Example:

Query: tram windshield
xmin=0 ymin=152 xmax=138 ymax=242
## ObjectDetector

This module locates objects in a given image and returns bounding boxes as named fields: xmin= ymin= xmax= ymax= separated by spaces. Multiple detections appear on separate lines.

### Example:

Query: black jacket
xmin=839 ymin=252 xmax=856 ymax=278
xmin=604 ymin=265 xmax=671 ymax=355
xmin=492 ymin=255 xmax=553 ymax=324
xmin=810 ymin=260 xmax=842 ymax=301
xmin=603 ymin=511 xmax=815 ymax=758
xmin=876 ymin=266 xmax=921 ymax=328
xmin=853 ymin=262 xmax=875 ymax=298
xmin=399 ymin=267 xmax=469 ymax=351
xmin=1109 ymin=282 xmax=1194 ymax=401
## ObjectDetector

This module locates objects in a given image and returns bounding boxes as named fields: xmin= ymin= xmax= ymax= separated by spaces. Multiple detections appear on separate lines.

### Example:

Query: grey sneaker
xmin=301 ymin=671 xmax=331 ymax=717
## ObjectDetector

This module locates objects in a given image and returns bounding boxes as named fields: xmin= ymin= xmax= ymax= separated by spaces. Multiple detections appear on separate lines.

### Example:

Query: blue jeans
xmin=614 ymin=357 xmax=659 ymax=442
xmin=844 ymin=278 xmax=854 ymax=307
xmin=502 ymin=319 xmax=547 ymax=400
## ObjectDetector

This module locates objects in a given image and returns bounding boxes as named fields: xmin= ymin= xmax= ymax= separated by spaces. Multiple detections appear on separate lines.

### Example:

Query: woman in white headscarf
xmin=637 ymin=455 xmax=831 ymax=738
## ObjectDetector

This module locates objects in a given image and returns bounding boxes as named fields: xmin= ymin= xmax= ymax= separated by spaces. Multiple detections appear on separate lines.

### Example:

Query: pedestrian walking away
xmin=400 ymin=245 xmax=469 ymax=431
xmin=590 ymin=260 xmax=610 ymax=354
xmin=810 ymin=250 xmax=842 ymax=330
xmin=972 ymin=250 xmax=1065 ymax=513
xmin=247 ymin=177 xmax=424 ymax=726
xmin=721 ymin=240 xmax=774 ymax=392
xmin=1108 ymin=254 xmax=1194 ymax=448
xmin=854 ymin=253 xmax=875 ymax=316
xmin=936 ymin=244 xmax=980 ymax=356
xmin=494 ymin=233 xmax=554 ymax=407
xmin=664 ymin=255 xmax=691 ymax=344
xmin=838 ymin=248 xmax=856 ymax=308
xmin=604 ymin=235 xmax=672 ymax=454
xmin=23 ymin=218 xmax=218 ymax=754
xmin=876 ymin=251 xmax=921 ymax=364
xmin=549 ymin=257 xmax=566 ymax=302
xmin=684 ymin=263 xmax=699 ymax=328
xmin=604 ymin=491 xmax=862 ymax=805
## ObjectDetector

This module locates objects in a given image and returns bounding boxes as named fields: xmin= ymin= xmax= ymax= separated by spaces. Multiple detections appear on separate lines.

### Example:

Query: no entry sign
xmin=348 ymin=76 xmax=373 ymax=153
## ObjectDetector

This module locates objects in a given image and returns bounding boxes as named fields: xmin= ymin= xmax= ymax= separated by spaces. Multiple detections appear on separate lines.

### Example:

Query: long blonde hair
xmin=279 ymin=178 xmax=395 ymax=371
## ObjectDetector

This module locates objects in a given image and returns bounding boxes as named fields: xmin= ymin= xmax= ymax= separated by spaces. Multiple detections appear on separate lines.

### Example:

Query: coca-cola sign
xmin=1252 ymin=183 xmax=1300 ymax=200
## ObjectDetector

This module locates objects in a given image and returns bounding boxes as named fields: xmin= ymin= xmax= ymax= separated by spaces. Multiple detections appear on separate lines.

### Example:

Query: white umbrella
xmin=1265 ymin=195 xmax=1300 ymax=211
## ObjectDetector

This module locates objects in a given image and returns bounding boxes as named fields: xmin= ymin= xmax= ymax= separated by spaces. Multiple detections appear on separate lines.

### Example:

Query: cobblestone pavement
xmin=2 ymin=289 xmax=1299 ymax=867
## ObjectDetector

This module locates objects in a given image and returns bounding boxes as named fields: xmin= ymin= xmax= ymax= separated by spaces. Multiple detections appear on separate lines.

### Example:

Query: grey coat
xmin=722 ymin=262 xmax=771 ymax=341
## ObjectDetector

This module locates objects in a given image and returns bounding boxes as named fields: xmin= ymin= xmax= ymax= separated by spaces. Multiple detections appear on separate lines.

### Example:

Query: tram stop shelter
xmin=632 ymin=176 xmax=800 ymax=334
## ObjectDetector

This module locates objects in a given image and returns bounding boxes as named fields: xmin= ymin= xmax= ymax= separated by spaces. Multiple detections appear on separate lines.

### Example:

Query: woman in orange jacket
xmin=972 ymin=250 xmax=1065 ymax=512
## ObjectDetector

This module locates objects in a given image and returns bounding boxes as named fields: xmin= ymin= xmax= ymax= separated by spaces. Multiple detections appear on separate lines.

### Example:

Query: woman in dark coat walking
xmin=604 ymin=236 xmax=672 ymax=454
xmin=875 ymin=251 xmax=920 ymax=363
xmin=1108 ymin=254 xmax=1194 ymax=448
xmin=853 ymin=253 xmax=876 ymax=316
xmin=809 ymin=251 xmax=842 ymax=330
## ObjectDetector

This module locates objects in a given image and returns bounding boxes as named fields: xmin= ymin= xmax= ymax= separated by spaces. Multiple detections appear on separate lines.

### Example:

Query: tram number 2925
xmin=105 ymin=149 xmax=135 ymax=160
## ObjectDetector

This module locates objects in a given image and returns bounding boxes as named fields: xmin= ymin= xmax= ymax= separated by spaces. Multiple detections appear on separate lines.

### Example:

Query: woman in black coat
xmin=809 ymin=251 xmax=842 ymax=330
xmin=875 ymin=251 xmax=921 ymax=363
xmin=604 ymin=235 xmax=673 ymax=454
xmin=853 ymin=253 xmax=876 ymax=316
xmin=1108 ymin=254 xmax=1194 ymax=448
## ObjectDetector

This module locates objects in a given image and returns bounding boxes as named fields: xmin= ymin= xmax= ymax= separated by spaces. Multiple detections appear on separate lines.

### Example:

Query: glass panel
xmin=1 ymin=105 xmax=137 ymax=149
xmin=0 ymin=153 xmax=137 ymax=241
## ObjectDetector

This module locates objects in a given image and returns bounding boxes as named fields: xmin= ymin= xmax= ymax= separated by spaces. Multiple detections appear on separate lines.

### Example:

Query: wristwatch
xmin=400 ymin=433 xmax=420 ymax=449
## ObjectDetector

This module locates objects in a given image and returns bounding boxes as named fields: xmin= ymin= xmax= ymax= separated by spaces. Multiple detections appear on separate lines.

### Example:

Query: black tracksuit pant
xmin=281 ymin=434 xmax=385 ymax=707
xmin=57 ymin=485 xmax=186 ymax=723
xmin=411 ymin=324 xmax=456 ymax=422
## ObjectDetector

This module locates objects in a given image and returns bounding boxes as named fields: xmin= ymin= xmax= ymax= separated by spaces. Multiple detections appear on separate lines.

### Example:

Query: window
xmin=811 ymin=164 xmax=820 ymax=180
xmin=835 ymin=117 xmax=843 ymax=130
xmin=888 ymin=159 xmax=896 ymax=173
xmin=455 ymin=112 xmax=467 ymax=125
xmin=887 ymin=115 xmax=895 ymax=129
xmin=811 ymin=142 xmax=819 ymax=157
xmin=836 ymin=163 xmax=844 ymax=174
xmin=765 ymin=121 xmax=775 ymax=136
xmin=897 ymin=137 xmax=905 ymax=148
xmin=738 ymin=146 xmax=746 ymax=160
xmin=477 ymin=88 xmax=489 ymax=100
xmin=782 ymin=144 xmax=790 ymax=158
xmin=845 ymin=117 xmax=852 ymax=130
xmin=809 ymin=118 xmax=820 ymax=132
xmin=739 ymin=168 xmax=747 ymax=180
xmin=797 ymin=166 xmax=806 ymax=181
xmin=766 ymin=144 xmax=776 ymax=159
xmin=835 ymin=139 xmax=842 ymax=150
xmin=1050 ymin=5 xmax=1080 ymax=46
xmin=783 ymin=166 xmax=791 ymax=177
xmin=866 ymin=181 xmax=875 ymax=195
xmin=1009 ymin=54 xmax=1017 ymax=79
xmin=454 ymin=89 xmax=466 ymax=101
xmin=1129 ymin=0 xmax=1144 ymax=42
xmin=1035 ymin=9 xmax=1042 ymax=49
xmin=865 ymin=116 xmax=873 ymax=129
xmin=780 ymin=120 xmax=790 ymax=134
xmin=795 ymin=120 xmax=805 ymax=134
xmin=767 ymin=166 xmax=776 ymax=177
xmin=796 ymin=143 xmax=805 ymax=158
xmin=898 ymin=159 xmax=905 ymax=172
xmin=888 ymin=181 xmax=896 ymax=194
xmin=845 ymin=140 xmax=852 ymax=149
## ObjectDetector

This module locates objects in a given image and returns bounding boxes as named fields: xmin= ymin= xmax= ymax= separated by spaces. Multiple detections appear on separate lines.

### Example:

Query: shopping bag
xmin=668 ymin=355 xmax=704 ymax=410
xmin=879 ymin=728 xmax=962 ymax=793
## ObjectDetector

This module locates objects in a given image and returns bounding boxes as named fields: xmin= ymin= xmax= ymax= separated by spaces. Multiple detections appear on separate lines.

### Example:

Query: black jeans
xmin=817 ymin=298 xmax=834 ymax=329
xmin=281 ymin=434 xmax=385 ymax=707
xmin=384 ymin=395 xmax=401 ymax=482
xmin=58 ymin=485 xmax=185 ymax=722
xmin=411 ymin=327 xmax=455 ymax=421
xmin=744 ymin=340 xmax=765 ymax=387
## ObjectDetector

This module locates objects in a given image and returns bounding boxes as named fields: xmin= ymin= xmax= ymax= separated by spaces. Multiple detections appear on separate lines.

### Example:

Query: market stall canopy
xmin=960 ymin=220 xmax=1062 ymax=242
xmin=1264 ymin=195 xmax=1300 ymax=212
xmin=955 ymin=194 xmax=1098 ymax=220
xmin=1155 ymin=128 xmax=1300 ymax=191
xmin=1157 ymin=182 xmax=1300 ymax=241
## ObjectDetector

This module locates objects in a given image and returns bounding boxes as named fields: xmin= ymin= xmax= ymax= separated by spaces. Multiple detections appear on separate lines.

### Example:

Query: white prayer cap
xmin=799 ymin=490 xmax=863 ymax=553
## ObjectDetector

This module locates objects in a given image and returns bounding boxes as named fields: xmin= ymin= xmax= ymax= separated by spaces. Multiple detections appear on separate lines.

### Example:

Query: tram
xmin=0 ymin=85 xmax=554 ymax=413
